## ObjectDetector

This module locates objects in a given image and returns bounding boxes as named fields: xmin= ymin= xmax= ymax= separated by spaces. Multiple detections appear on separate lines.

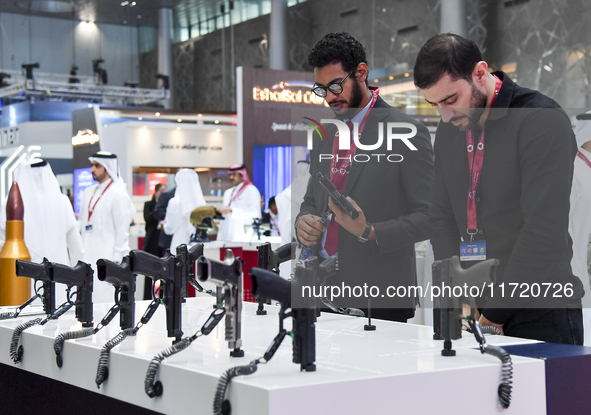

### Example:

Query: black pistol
xmin=50 ymin=261 xmax=94 ymax=327
xmin=129 ymin=249 xmax=183 ymax=343
xmin=250 ymin=264 xmax=316 ymax=371
xmin=96 ymin=256 xmax=136 ymax=330
xmin=178 ymin=243 xmax=204 ymax=299
xmin=15 ymin=258 xmax=56 ymax=315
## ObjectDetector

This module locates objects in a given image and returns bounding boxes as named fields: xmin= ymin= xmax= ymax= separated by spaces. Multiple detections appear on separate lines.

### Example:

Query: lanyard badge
xmin=461 ymin=76 xmax=502 ymax=260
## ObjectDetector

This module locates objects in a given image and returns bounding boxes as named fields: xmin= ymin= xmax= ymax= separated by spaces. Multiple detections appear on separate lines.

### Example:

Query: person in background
xmin=79 ymin=151 xmax=135 ymax=304
xmin=276 ymin=159 xmax=311 ymax=245
xmin=142 ymin=182 xmax=167 ymax=300
xmin=162 ymin=169 xmax=207 ymax=252
xmin=0 ymin=158 xmax=84 ymax=304
xmin=570 ymin=112 xmax=591 ymax=345
xmin=153 ymin=184 xmax=176 ymax=252
xmin=217 ymin=164 xmax=262 ymax=241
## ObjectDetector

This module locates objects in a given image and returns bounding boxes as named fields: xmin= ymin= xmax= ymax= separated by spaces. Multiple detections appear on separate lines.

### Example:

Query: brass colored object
xmin=0 ymin=183 xmax=31 ymax=306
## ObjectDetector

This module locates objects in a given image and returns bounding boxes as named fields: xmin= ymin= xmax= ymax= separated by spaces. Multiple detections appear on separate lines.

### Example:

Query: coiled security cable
xmin=0 ymin=293 xmax=40 ymax=320
xmin=54 ymin=304 xmax=121 ymax=368
xmin=468 ymin=318 xmax=513 ymax=409
xmin=214 ymin=362 xmax=259 ymax=415
xmin=9 ymin=318 xmax=42 ymax=363
xmin=480 ymin=325 xmax=503 ymax=336
xmin=213 ymin=330 xmax=287 ymax=415
xmin=9 ymin=300 xmax=73 ymax=364
xmin=95 ymin=299 xmax=160 ymax=388
xmin=145 ymin=307 xmax=226 ymax=398
xmin=483 ymin=344 xmax=513 ymax=409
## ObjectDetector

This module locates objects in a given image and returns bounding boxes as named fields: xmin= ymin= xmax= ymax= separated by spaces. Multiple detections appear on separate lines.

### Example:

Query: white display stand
xmin=0 ymin=297 xmax=545 ymax=415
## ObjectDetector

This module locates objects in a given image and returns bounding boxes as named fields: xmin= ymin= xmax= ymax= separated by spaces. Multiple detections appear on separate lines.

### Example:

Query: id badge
xmin=85 ymin=224 xmax=93 ymax=232
xmin=460 ymin=240 xmax=486 ymax=261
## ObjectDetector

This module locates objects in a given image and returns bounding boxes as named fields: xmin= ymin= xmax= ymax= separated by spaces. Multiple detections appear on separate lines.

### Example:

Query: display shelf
xmin=0 ymin=297 xmax=546 ymax=414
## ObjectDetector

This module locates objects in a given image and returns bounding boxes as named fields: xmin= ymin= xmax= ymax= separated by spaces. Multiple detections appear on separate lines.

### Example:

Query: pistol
xmin=15 ymin=258 xmax=56 ymax=315
xmin=196 ymin=249 xmax=244 ymax=357
xmin=129 ymin=249 xmax=183 ymax=342
xmin=96 ymin=256 xmax=136 ymax=330
xmin=250 ymin=263 xmax=316 ymax=371
xmin=49 ymin=261 xmax=94 ymax=327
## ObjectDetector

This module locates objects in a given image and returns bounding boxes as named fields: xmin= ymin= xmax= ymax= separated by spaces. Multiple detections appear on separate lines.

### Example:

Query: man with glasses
xmin=296 ymin=33 xmax=434 ymax=322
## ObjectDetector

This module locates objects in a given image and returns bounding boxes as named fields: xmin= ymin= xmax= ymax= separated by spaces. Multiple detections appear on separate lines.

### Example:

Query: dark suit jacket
xmin=429 ymin=72 xmax=583 ymax=328
xmin=154 ymin=187 xmax=176 ymax=250
xmin=297 ymin=96 xmax=434 ymax=320
xmin=143 ymin=197 xmax=162 ymax=256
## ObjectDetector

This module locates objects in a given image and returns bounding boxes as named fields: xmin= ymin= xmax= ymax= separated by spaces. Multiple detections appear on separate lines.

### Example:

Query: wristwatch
xmin=358 ymin=222 xmax=372 ymax=243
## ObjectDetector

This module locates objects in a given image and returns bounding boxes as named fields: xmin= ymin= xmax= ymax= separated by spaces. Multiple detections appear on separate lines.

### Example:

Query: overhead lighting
xmin=216 ymin=128 xmax=220 ymax=132
xmin=374 ymin=79 xmax=379 ymax=83
xmin=198 ymin=114 xmax=202 ymax=117
xmin=177 ymin=119 xmax=182 ymax=122
xmin=131 ymin=1 xmax=136 ymax=6
xmin=138 ymin=117 xmax=143 ymax=120
xmin=72 ymin=129 xmax=99 ymax=146
xmin=155 ymin=112 xmax=161 ymax=116
xmin=214 ymin=120 xmax=219 ymax=124
xmin=388 ymin=75 xmax=394 ymax=80
xmin=404 ymin=72 xmax=410 ymax=77
xmin=121 ymin=1 xmax=129 ymax=6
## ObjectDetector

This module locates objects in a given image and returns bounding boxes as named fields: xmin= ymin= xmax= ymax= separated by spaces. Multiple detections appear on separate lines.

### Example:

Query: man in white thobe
xmin=0 ymin=158 xmax=84 ymax=304
xmin=79 ymin=151 xmax=135 ymax=303
xmin=163 ymin=169 xmax=207 ymax=252
xmin=217 ymin=164 xmax=261 ymax=241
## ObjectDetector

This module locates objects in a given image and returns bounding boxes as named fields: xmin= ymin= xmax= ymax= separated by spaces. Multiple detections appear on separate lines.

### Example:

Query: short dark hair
xmin=268 ymin=196 xmax=276 ymax=208
xmin=413 ymin=33 xmax=483 ymax=90
xmin=154 ymin=183 xmax=165 ymax=193
xmin=308 ymin=32 xmax=368 ymax=74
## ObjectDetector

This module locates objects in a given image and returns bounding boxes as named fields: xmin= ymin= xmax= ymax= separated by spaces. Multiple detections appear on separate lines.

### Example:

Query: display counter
xmin=0 ymin=296 xmax=552 ymax=414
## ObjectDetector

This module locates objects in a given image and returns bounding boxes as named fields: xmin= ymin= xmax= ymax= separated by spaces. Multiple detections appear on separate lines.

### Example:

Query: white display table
xmin=0 ymin=296 xmax=545 ymax=415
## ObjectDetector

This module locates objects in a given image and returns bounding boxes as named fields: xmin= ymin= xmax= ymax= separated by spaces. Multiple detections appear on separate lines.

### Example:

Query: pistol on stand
xmin=50 ymin=261 xmax=94 ymax=327
xmin=128 ymin=248 xmax=184 ymax=343
xmin=196 ymin=249 xmax=244 ymax=357
xmin=432 ymin=256 xmax=499 ymax=356
xmin=255 ymin=242 xmax=292 ymax=315
xmin=96 ymin=256 xmax=136 ymax=329
xmin=15 ymin=258 xmax=56 ymax=316
xmin=249 ymin=260 xmax=316 ymax=371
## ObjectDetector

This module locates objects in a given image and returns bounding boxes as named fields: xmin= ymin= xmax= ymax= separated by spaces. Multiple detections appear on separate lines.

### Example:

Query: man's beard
xmin=93 ymin=171 xmax=107 ymax=182
xmin=458 ymin=84 xmax=488 ymax=131
xmin=331 ymin=80 xmax=364 ymax=120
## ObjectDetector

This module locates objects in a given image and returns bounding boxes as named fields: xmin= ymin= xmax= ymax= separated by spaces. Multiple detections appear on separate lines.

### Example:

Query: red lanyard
xmin=578 ymin=150 xmax=591 ymax=168
xmin=88 ymin=180 xmax=113 ymax=221
xmin=465 ymin=76 xmax=503 ymax=239
xmin=229 ymin=182 xmax=251 ymax=206
xmin=330 ymin=87 xmax=380 ymax=190
xmin=270 ymin=215 xmax=280 ymax=236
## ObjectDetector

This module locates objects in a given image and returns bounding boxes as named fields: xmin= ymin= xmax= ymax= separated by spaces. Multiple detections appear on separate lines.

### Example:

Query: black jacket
xmin=430 ymin=72 xmax=583 ymax=326
xmin=154 ymin=187 xmax=176 ymax=250
xmin=297 ymin=96 xmax=434 ymax=319
xmin=142 ymin=197 xmax=160 ymax=255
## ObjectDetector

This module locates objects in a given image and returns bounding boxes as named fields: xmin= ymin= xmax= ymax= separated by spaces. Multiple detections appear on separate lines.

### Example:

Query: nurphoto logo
xmin=302 ymin=118 xmax=419 ymax=163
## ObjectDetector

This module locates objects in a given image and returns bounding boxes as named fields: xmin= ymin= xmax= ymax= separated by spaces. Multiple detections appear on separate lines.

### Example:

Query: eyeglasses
xmin=311 ymin=69 xmax=355 ymax=98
